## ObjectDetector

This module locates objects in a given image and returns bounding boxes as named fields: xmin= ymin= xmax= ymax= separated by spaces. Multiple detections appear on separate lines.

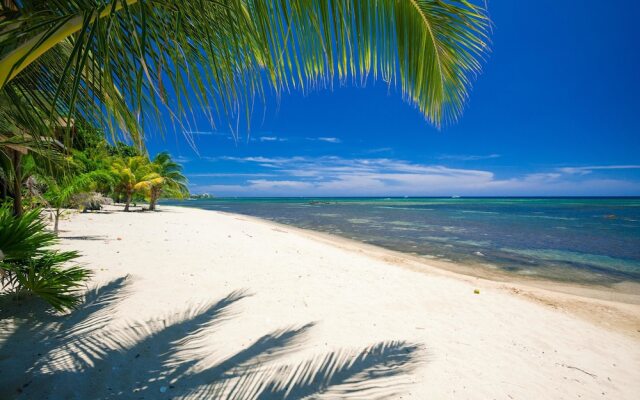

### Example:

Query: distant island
xmin=189 ymin=193 xmax=214 ymax=200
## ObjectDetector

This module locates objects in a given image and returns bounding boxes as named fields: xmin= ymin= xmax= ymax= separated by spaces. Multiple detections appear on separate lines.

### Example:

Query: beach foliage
xmin=41 ymin=169 xmax=114 ymax=232
xmin=0 ymin=0 xmax=489 ymax=317
xmin=0 ymin=0 xmax=490 ymax=150
xmin=110 ymin=155 xmax=158 ymax=211
xmin=1 ymin=120 xmax=188 ymax=216
xmin=145 ymin=152 xmax=189 ymax=211
xmin=0 ymin=206 xmax=90 ymax=310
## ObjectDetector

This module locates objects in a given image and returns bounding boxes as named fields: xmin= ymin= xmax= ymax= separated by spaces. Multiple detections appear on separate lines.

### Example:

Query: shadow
xmin=0 ymin=279 xmax=425 ymax=399
xmin=0 ymin=277 xmax=131 ymax=397
xmin=86 ymin=210 xmax=115 ymax=214
xmin=146 ymin=208 xmax=175 ymax=213
xmin=59 ymin=235 xmax=109 ymax=241
xmin=254 ymin=341 xmax=423 ymax=400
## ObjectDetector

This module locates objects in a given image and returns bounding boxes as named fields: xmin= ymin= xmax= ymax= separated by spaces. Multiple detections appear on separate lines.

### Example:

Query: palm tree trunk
xmin=0 ymin=175 xmax=6 ymax=200
xmin=149 ymin=189 xmax=158 ymax=211
xmin=54 ymin=208 xmax=60 ymax=234
xmin=11 ymin=149 xmax=22 ymax=217
xmin=124 ymin=192 xmax=132 ymax=212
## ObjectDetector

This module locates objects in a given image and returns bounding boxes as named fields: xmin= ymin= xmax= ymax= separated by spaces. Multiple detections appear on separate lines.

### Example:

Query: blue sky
xmin=146 ymin=0 xmax=640 ymax=196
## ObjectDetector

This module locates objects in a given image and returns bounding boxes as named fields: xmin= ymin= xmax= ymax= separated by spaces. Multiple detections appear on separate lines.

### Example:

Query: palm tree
xmin=0 ymin=1 xmax=489 ymax=150
xmin=110 ymin=156 xmax=161 ymax=212
xmin=144 ymin=152 xmax=189 ymax=211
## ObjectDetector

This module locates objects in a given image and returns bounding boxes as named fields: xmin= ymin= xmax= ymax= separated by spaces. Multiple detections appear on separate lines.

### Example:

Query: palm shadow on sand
xmin=0 ymin=277 xmax=425 ymax=399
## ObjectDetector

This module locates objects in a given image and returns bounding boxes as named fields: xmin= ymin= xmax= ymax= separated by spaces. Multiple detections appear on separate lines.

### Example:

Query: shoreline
xmin=3 ymin=204 xmax=639 ymax=399
xmin=171 ymin=202 xmax=640 ymax=296
xmin=202 ymin=207 xmax=640 ymax=339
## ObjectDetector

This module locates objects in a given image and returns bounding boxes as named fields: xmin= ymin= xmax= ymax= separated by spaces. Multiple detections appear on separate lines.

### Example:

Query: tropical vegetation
xmin=0 ymin=206 xmax=89 ymax=310
xmin=0 ymin=0 xmax=490 ymax=312
xmin=0 ymin=123 xmax=189 ymax=308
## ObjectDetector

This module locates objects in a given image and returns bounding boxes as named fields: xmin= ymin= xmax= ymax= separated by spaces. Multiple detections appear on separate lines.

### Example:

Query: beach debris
xmin=474 ymin=251 xmax=484 ymax=256
xmin=474 ymin=289 xmax=480 ymax=294
xmin=556 ymin=363 xmax=597 ymax=378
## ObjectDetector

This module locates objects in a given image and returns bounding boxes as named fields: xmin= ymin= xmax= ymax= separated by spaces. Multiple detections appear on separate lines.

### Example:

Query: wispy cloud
xmin=188 ymin=173 xmax=277 ymax=178
xmin=213 ymin=156 xmax=307 ymax=164
xmin=306 ymin=137 xmax=342 ymax=143
xmin=557 ymin=165 xmax=640 ymax=175
xmin=192 ymin=156 xmax=640 ymax=196
xmin=259 ymin=136 xmax=288 ymax=142
xmin=438 ymin=153 xmax=501 ymax=161
xmin=173 ymin=155 xmax=192 ymax=164
xmin=361 ymin=147 xmax=393 ymax=154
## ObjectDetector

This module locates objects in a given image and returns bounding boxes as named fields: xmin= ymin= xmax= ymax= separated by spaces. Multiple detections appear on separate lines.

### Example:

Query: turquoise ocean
xmin=166 ymin=197 xmax=640 ymax=285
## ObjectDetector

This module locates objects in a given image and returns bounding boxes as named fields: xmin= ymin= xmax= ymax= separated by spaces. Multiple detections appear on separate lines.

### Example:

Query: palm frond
xmin=0 ymin=206 xmax=55 ymax=261
xmin=0 ymin=0 xmax=490 ymax=149
xmin=0 ymin=206 xmax=90 ymax=310
xmin=4 ymin=256 xmax=90 ymax=310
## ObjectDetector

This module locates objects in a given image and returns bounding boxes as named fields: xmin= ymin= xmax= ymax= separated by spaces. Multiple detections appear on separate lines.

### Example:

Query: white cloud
xmin=361 ymin=147 xmax=393 ymax=154
xmin=438 ymin=153 xmax=501 ymax=161
xmin=259 ymin=136 xmax=288 ymax=142
xmin=188 ymin=173 xmax=277 ymax=178
xmin=173 ymin=155 xmax=192 ymax=163
xmin=557 ymin=165 xmax=640 ymax=175
xmin=306 ymin=137 xmax=342 ymax=143
xmin=191 ymin=157 xmax=640 ymax=196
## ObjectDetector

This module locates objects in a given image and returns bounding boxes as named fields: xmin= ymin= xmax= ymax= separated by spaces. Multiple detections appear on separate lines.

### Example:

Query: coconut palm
xmin=143 ymin=151 xmax=189 ymax=211
xmin=0 ymin=1 xmax=489 ymax=150
xmin=110 ymin=156 xmax=161 ymax=212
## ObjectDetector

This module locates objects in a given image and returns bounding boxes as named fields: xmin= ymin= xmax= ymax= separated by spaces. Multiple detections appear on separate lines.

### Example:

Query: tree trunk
xmin=149 ymin=189 xmax=158 ymax=211
xmin=0 ymin=175 xmax=6 ymax=201
xmin=11 ymin=150 xmax=22 ymax=217
xmin=124 ymin=192 xmax=132 ymax=212
xmin=54 ymin=209 xmax=60 ymax=234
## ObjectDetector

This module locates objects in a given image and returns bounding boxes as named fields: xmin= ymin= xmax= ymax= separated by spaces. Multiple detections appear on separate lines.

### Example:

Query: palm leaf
xmin=0 ymin=0 xmax=490 ymax=149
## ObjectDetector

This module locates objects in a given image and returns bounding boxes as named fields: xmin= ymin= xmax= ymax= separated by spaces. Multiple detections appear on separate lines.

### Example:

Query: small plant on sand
xmin=42 ymin=170 xmax=113 ymax=233
xmin=0 ymin=206 xmax=90 ymax=310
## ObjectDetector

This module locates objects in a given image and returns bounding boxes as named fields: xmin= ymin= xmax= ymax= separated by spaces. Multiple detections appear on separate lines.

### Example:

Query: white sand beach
xmin=1 ymin=205 xmax=639 ymax=399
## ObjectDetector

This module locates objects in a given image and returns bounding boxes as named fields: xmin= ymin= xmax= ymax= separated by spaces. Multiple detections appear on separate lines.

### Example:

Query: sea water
xmin=166 ymin=197 xmax=640 ymax=285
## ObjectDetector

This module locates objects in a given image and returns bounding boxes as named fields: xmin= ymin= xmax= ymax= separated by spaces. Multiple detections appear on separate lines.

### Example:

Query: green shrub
xmin=0 ymin=206 xmax=90 ymax=310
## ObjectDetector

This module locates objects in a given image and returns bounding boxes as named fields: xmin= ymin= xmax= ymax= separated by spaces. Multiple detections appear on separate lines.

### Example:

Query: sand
xmin=1 ymin=205 xmax=639 ymax=399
